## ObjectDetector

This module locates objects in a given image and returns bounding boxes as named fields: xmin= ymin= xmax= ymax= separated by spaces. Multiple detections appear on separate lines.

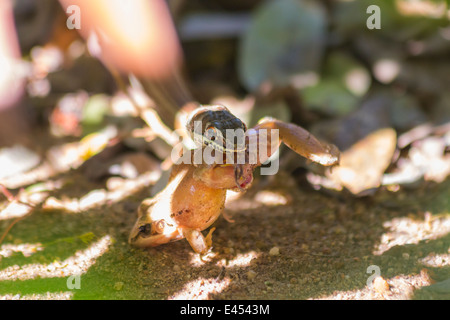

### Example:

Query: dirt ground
xmin=1 ymin=158 xmax=448 ymax=300
xmin=1 ymin=0 xmax=449 ymax=302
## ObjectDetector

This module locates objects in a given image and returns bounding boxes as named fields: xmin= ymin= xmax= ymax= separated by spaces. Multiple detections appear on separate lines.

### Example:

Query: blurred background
xmin=0 ymin=0 xmax=449 ymax=300
xmin=0 ymin=0 xmax=448 ymax=194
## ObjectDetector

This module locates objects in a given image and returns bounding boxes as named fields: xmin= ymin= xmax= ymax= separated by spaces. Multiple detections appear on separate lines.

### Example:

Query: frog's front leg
xmin=182 ymin=227 xmax=215 ymax=255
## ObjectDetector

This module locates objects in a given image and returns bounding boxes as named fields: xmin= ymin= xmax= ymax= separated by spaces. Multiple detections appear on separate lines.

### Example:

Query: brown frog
xmin=129 ymin=105 xmax=339 ymax=255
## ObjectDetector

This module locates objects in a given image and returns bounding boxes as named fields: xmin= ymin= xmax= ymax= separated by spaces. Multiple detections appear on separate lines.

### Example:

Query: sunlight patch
xmin=0 ymin=243 xmax=43 ymax=258
xmin=315 ymin=271 xmax=433 ymax=300
xmin=254 ymin=191 xmax=289 ymax=206
xmin=189 ymin=251 xmax=218 ymax=267
xmin=0 ymin=201 xmax=32 ymax=220
xmin=0 ymin=235 xmax=112 ymax=281
xmin=420 ymin=252 xmax=450 ymax=268
xmin=43 ymin=171 xmax=159 ymax=213
xmin=189 ymin=251 xmax=259 ymax=268
xmin=0 ymin=291 xmax=73 ymax=300
xmin=374 ymin=213 xmax=450 ymax=255
xmin=216 ymin=251 xmax=260 ymax=268
xmin=168 ymin=277 xmax=231 ymax=300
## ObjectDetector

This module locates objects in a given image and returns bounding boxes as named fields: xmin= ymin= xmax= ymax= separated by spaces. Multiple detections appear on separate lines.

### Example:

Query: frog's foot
xmin=182 ymin=227 xmax=216 ymax=256
xmin=205 ymin=227 xmax=215 ymax=249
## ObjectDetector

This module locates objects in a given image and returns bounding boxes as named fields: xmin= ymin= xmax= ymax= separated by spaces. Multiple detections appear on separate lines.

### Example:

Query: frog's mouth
xmin=227 ymin=163 xmax=253 ymax=191
xmin=234 ymin=163 xmax=247 ymax=191
xmin=212 ymin=163 xmax=253 ymax=191
xmin=131 ymin=231 xmax=183 ymax=247
xmin=129 ymin=220 xmax=183 ymax=247
xmin=129 ymin=227 xmax=183 ymax=247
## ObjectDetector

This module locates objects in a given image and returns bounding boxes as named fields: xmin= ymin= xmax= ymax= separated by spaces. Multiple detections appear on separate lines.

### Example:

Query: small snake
xmin=186 ymin=105 xmax=247 ymax=190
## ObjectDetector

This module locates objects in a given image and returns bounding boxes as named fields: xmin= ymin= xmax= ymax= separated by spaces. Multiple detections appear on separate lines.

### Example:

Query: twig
xmin=0 ymin=184 xmax=39 ymax=246
xmin=0 ymin=184 xmax=14 ymax=202
xmin=0 ymin=216 xmax=27 ymax=246
xmin=110 ymin=68 xmax=179 ymax=147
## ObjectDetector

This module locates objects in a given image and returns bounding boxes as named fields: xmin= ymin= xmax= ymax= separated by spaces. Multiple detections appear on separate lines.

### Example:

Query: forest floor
xmin=0 ymin=156 xmax=448 ymax=300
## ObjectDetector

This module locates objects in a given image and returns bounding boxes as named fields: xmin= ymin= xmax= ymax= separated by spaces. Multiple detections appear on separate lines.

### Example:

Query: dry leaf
xmin=326 ymin=128 xmax=397 ymax=195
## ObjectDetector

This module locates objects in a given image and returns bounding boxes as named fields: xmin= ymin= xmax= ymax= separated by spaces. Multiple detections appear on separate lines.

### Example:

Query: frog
xmin=128 ymin=105 xmax=340 ymax=255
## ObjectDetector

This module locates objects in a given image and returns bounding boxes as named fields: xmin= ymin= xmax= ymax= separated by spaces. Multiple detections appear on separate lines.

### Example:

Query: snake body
xmin=186 ymin=105 xmax=247 ymax=154
xmin=186 ymin=105 xmax=247 ymax=190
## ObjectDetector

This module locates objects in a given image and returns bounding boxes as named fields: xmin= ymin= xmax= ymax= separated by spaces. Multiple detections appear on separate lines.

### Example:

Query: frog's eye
xmin=138 ymin=224 xmax=151 ymax=237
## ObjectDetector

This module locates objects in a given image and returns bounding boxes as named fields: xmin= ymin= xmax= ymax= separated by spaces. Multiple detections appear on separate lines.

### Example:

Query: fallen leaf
xmin=0 ymin=145 xmax=40 ymax=180
xmin=326 ymin=128 xmax=397 ymax=195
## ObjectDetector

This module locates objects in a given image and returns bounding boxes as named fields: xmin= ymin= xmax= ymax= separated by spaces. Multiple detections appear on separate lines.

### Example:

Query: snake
xmin=186 ymin=105 xmax=247 ymax=190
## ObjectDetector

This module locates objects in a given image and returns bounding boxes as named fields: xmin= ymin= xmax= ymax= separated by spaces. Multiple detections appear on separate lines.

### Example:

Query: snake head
xmin=186 ymin=105 xmax=247 ymax=153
